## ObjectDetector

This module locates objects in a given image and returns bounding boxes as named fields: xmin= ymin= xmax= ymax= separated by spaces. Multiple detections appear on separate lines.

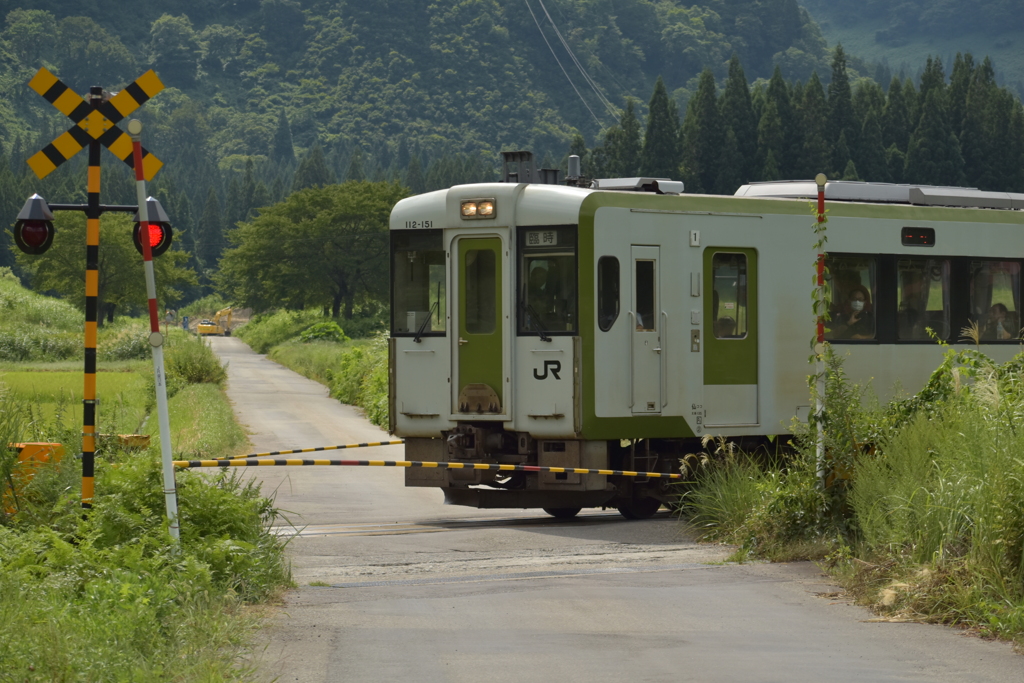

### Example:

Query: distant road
xmin=208 ymin=337 xmax=1020 ymax=683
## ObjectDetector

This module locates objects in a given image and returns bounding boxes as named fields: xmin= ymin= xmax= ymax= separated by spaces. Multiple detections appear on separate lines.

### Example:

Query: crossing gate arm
xmin=173 ymin=458 xmax=684 ymax=480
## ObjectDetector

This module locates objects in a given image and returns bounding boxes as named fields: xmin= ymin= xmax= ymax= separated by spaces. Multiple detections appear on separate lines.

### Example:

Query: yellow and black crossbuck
xmin=26 ymin=67 xmax=164 ymax=180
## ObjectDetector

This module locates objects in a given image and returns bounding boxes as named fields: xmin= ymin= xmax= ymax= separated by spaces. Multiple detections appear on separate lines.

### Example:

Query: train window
xmin=712 ymin=253 xmax=747 ymax=339
xmin=465 ymin=249 xmax=497 ymax=334
xmin=597 ymin=256 xmax=619 ymax=331
xmin=392 ymin=229 xmax=446 ymax=335
xmin=897 ymin=258 xmax=951 ymax=341
xmin=825 ymin=255 xmax=877 ymax=341
xmin=970 ymin=261 xmax=1021 ymax=341
xmin=518 ymin=226 xmax=577 ymax=336
xmin=635 ymin=260 xmax=656 ymax=330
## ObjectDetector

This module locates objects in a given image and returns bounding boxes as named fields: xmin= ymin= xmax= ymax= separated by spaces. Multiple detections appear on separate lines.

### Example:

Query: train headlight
xmin=460 ymin=198 xmax=496 ymax=219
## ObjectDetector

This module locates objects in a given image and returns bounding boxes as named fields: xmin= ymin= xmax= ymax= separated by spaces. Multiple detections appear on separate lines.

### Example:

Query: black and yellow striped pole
xmin=81 ymin=86 xmax=103 ymax=507
xmin=24 ymin=68 xmax=165 ymax=509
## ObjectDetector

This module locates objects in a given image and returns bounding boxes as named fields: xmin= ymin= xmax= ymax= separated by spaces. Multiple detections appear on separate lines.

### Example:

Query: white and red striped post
xmin=128 ymin=118 xmax=179 ymax=542
xmin=814 ymin=172 xmax=827 ymax=486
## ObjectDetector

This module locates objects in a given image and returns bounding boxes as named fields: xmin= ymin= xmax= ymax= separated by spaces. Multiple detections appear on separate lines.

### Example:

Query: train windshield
xmin=518 ymin=226 xmax=577 ymax=336
xmin=392 ymin=229 xmax=446 ymax=336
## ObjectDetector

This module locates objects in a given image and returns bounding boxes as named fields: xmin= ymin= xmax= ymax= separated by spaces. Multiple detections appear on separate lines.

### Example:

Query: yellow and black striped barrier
xmin=174 ymin=457 xmax=683 ymax=480
xmin=209 ymin=439 xmax=406 ymax=460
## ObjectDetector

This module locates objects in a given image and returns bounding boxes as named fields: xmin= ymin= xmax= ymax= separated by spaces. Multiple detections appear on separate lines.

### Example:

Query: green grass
xmin=0 ymin=350 xmax=283 ymax=681
xmin=155 ymin=383 xmax=251 ymax=459
xmin=268 ymin=333 xmax=389 ymax=427
xmin=0 ymin=366 xmax=151 ymax=430
xmin=683 ymin=346 xmax=1024 ymax=644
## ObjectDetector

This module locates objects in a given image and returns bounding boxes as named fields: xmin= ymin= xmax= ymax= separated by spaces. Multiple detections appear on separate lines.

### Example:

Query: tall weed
xmin=235 ymin=309 xmax=323 ymax=353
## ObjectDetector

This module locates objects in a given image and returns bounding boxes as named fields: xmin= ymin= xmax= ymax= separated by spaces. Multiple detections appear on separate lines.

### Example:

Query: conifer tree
xmin=761 ymin=149 xmax=780 ymax=181
xmin=882 ymin=77 xmax=912 ymax=152
xmin=756 ymin=99 xmax=784 ymax=181
xmin=715 ymin=128 xmax=745 ymax=194
xmin=797 ymin=72 xmax=830 ymax=179
xmin=607 ymin=99 xmax=642 ymax=177
xmin=765 ymin=65 xmax=797 ymax=178
xmin=886 ymin=145 xmax=906 ymax=184
xmin=960 ymin=58 xmax=997 ymax=188
xmin=905 ymin=89 xmax=965 ymax=186
xmin=272 ymin=110 xmax=296 ymax=166
xmin=904 ymin=78 xmax=920 ymax=133
xmin=917 ymin=57 xmax=947 ymax=128
xmin=947 ymin=53 xmax=975 ymax=137
xmin=198 ymin=187 xmax=224 ymax=269
xmin=345 ymin=149 xmax=365 ymax=183
xmin=679 ymin=69 xmax=721 ymax=192
xmin=719 ymin=55 xmax=757 ymax=182
xmin=833 ymin=131 xmax=852 ymax=179
xmin=406 ymin=155 xmax=426 ymax=194
xmin=841 ymin=159 xmax=859 ymax=181
xmin=828 ymin=45 xmax=858 ymax=166
xmin=857 ymin=109 xmax=889 ymax=182
xmin=225 ymin=176 xmax=243 ymax=232
xmin=294 ymin=145 xmax=337 ymax=191
xmin=639 ymin=77 xmax=680 ymax=179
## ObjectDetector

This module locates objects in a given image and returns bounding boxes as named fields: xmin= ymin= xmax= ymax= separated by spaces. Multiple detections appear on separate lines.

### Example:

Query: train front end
xmin=390 ymin=181 xmax=660 ymax=516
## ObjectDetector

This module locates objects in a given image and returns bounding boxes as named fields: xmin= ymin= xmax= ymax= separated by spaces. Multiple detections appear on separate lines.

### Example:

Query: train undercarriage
xmin=404 ymin=423 xmax=694 ymax=519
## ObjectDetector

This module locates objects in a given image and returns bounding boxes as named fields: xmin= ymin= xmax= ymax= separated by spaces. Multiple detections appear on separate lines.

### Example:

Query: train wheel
xmin=616 ymin=497 xmax=662 ymax=520
xmin=543 ymin=507 xmax=582 ymax=519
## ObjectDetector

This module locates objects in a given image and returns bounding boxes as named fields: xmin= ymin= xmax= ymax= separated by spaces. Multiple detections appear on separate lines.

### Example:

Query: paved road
xmin=208 ymin=337 xmax=1021 ymax=682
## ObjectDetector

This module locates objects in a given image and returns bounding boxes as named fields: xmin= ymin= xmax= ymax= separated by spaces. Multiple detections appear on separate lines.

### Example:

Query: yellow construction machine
xmin=197 ymin=308 xmax=232 ymax=336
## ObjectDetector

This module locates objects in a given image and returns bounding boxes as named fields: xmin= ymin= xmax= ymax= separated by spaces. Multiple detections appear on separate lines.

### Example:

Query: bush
xmin=165 ymin=335 xmax=228 ymax=387
xmin=235 ymin=309 xmax=322 ymax=353
xmin=98 ymin=321 xmax=151 ymax=361
xmin=300 ymin=321 xmax=349 ymax=343
xmin=0 ymin=330 xmax=79 ymax=361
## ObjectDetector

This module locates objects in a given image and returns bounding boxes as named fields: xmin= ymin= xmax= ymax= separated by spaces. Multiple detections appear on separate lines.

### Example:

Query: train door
xmin=631 ymin=246 xmax=662 ymax=414
xmin=703 ymin=248 xmax=758 ymax=426
xmin=454 ymin=236 xmax=504 ymax=414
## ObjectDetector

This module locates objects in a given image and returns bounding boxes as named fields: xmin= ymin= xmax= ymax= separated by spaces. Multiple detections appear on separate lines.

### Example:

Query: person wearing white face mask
xmin=829 ymin=285 xmax=875 ymax=340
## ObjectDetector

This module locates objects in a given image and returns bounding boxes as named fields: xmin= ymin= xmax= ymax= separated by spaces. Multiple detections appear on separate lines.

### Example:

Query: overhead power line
xmin=522 ymin=0 xmax=604 ymax=128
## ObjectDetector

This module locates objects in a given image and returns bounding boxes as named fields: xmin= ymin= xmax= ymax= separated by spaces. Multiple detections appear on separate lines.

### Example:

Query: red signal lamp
xmin=13 ymin=194 xmax=55 ymax=255
xmin=132 ymin=196 xmax=173 ymax=257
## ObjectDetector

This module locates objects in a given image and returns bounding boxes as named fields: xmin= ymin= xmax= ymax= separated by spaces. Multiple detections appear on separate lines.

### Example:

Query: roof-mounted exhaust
xmin=502 ymin=150 xmax=561 ymax=185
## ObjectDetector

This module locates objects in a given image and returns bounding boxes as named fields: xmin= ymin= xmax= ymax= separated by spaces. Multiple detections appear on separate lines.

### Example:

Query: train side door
xmin=631 ymin=245 xmax=662 ymax=414
xmin=454 ymin=236 xmax=504 ymax=414
xmin=703 ymin=249 xmax=758 ymax=426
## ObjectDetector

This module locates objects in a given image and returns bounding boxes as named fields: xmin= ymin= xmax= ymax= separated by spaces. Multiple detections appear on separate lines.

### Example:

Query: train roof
xmin=735 ymin=180 xmax=1024 ymax=210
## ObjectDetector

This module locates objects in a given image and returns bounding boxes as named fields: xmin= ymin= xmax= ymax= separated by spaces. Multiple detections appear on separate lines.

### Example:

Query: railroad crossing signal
xmin=26 ymin=67 xmax=164 ymax=180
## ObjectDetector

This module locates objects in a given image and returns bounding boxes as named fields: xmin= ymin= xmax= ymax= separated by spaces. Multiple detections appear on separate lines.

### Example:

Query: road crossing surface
xmin=207 ymin=336 xmax=1021 ymax=682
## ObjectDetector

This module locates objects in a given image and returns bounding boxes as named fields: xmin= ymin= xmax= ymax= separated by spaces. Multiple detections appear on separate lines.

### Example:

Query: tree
xmin=947 ymin=53 xmax=976 ymax=137
xmin=827 ymin=45 xmax=857 ymax=172
xmin=198 ymin=188 xmax=224 ymax=270
xmin=639 ymin=77 xmax=680 ymax=179
xmin=765 ymin=65 xmax=797 ymax=177
xmin=345 ymin=149 xmax=365 ymax=183
xmin=272 ymin=110 xmax=296 ymax=166
xmin=217 ymin=181 xmax=407 ymax=318
xmin=715 ymin=128 xmax=745 ymax=194
xmin=796 ymin=72 xmax=830 ymax=179
xmin=15 ymin=213 xmax=196 ymax=324
xmin=857 ymin=110 xmax=890 ymax=182
xmin=605 ymin=99 xmax=642 ymax=177
xmin=293 ymin=145 xmax=336 ymax=191
xmin=882 ymin=77 xmax=912 ymax=152
xmin=756 ymin=99 xmax=784 ymax=181
xmin=405 ymin=155 xmax=426 ymax=194
xmin=719 ymin=55 xmax=758 ymax=183
xmin=679 ymin=69 xmax=721 ymax=192
xmin=904 ymin=89 xmax=966 ymax=187
xmin=149 ymin=14 xmax=200 ymax=87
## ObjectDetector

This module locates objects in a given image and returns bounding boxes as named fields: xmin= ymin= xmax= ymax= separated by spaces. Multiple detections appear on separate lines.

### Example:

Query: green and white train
xmin=388 ymin=153 xmax=1024 ymax=519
